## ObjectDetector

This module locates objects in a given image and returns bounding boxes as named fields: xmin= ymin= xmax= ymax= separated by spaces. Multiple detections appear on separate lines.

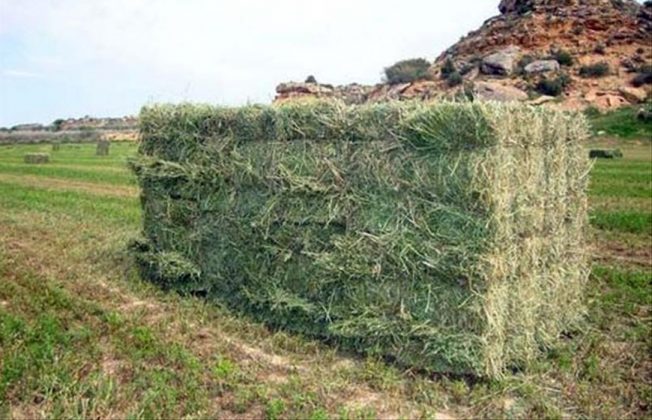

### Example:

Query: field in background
xmin=0 ymin=137 xmax=650 ymax=418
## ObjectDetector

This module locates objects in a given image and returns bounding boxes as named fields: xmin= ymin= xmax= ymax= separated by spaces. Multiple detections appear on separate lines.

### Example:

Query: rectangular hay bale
xmin=132 ymin=100 xmax=591 ymax=377
xmin=24 ymin=153 xmax=50 ymax=164
xmin=96 ymin=139 xmax=110 ymax=156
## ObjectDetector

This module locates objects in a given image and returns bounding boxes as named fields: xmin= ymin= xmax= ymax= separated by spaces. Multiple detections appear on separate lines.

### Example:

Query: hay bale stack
xmin=96 ymin=139 xmax=110 ymax=156
xmin=132 ymin=100 xmax=591 ymax=378
xmin=24 ymin=153 xmax=50 ymax=164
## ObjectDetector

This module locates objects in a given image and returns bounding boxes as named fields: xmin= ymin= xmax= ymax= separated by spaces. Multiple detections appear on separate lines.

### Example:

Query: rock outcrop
xmin=524 ymin=60 xmax=561 ymax=74
xmin=275 ymin=0 xmax=652 ymax=109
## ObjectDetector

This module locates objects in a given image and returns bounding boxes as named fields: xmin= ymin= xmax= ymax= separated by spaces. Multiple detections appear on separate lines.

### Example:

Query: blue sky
xmin=0 ymin=0 xmax=499 ymax=127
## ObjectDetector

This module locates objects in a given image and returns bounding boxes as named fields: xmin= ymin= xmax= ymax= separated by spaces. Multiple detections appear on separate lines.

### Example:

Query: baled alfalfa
xmin=132 ymin=100 xmax=591 ymax=378
xmin=589 ymin=149 xmax=623 ymax=159
xmin=96 ymin=139 xmax=110 ymax=156
xmin=24 ymin=153 xmax=50 ymax=164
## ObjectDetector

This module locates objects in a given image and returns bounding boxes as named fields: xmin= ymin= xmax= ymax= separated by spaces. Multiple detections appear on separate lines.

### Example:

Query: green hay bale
xmin=132 ymin=100 xmax=591 ymax=378
xmin=589 ymin=149 xmax=623 ymax=159
xmin=24 ymin=153 xmax=50 ymax=164
xmin=96 ymin=139 xmax=110 ymax=156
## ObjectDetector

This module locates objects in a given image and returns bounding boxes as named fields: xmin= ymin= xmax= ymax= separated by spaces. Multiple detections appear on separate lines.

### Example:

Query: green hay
xmin=96 ymin=139 xmax=110 ymax=156
xmin=24 ymin=153 xmax=50 ymax=164
xmin=589 ymin=149 xmax=623 ymax=159
xmin=132 ymin=100 xmax=591 ymax=378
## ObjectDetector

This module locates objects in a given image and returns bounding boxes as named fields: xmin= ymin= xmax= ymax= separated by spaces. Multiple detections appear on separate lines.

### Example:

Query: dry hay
xmin=24 ymin=153 xmax=50 ymax=164
xmin=131 ymin=99 xmax=591 ymax=378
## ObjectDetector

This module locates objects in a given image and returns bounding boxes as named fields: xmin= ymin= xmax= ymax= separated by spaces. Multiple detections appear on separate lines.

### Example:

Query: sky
xmin=0 ymin=0 xmax=499 ymax=127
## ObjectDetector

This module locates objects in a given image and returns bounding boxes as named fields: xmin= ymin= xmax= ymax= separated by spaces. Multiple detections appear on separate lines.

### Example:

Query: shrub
xmin=305 ymin=75 xmax=317 ymax=84
xmin=52 ymin=119 xmax=65 ymax=131
xmin=440 ymin=59 xmax=463 ymax=87
xmin=384 ymin=58 xmax=431 ymax=84
xmin=632 ymin=65 xmax=652 ymax=87
xmin=594 ymin=43 xmax=606 ymax=55
xmin=637 ymin=106 xmax=652 ymax=123
xmin=440 ymin=58 xmax=456 ymax=79
xmin=579 ymin=62 xmax=610 ymax=78
xmin=553 ymin=50 xmax=574 ymax=67
xmin=586 ymin=106 xmax=652 ymax=139
xmin=535 ymin=74 xmax=571 ymax=97
xmin=133 ymin=101 xmax=591 ymax=378
xmin=446 ymin=71 xmax=464 ymax=87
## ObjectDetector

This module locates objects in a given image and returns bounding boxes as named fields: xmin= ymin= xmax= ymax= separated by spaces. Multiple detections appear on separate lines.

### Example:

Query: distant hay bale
xmin=589 ymin=149 xmax=623 ymax=159
xmin=24 ymin=153 xmax=50 ymax=164
xmin=131 ymin=100 xmax=591 ymax=378
xmin=96 ymin=139 xmax=110 ymax=156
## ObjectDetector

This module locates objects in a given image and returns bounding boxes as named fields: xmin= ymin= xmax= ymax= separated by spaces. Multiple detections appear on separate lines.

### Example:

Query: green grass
xmin=0 ymin=163 xmax=136 ymax=186
xmin=0 ymin=182 xmax=140 ymax=226
xmin=586 ymin=105 xmax=652 ymax=139
xmin=591 ymin=210 xmax=651 ymax=234
xmin=0 ymin=139 xmax=650 ymax=418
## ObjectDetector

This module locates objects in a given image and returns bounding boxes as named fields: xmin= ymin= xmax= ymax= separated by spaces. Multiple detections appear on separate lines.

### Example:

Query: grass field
xmin=0 ymin=137 xmax=650 ymax=418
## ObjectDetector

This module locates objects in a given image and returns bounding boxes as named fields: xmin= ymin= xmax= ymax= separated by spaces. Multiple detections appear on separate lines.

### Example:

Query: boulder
xmin=618 ymin=86 xmax=648 ymax=103
xmin=473 ymin=81 xmax=528 ymax=102
xmin=524 ymin=60 xmax=560 ymax=74
xmin=481 ymin=46 xmax=520 ymax=76
xmin=584 ymin=90 xmax=629 ymax=110
xmin=401 ymin=81 xmax=440 ymax=100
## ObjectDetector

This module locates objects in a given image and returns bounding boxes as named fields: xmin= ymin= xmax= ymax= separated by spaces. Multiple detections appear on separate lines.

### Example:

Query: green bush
xmin=305 ymin=75 xmax=317 ymax=84
xmin=446 ymin=71 xmax=464 ymax=87
xmin=586 ymin=106 xmax=652 ymax=139
xmin=553 ymin=50 xmax=574 ymax=66
xmin=440 ymin=59 xmax=463 ymax=87
xmin=384 ymin=58 xmax=431 ymax=84
xmin=535 ymin=74 xmax=571 ymax=97
xmin=594 ymin=43 xmax=606 ymax=55
xmin=440 ymin=58 xmax=456 ymax=79
xmin=632 ymin=64 xmax=652 ymax=87
xmin=579 ymin=62 xmax=610 ymax=78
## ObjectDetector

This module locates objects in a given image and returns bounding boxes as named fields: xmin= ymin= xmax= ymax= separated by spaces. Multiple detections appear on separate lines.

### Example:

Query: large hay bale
xmin=24 ymin=153 xmax=50 ymax=164
xmin=132 ymin=100 xmax=591 ymax=378
xmin=96 ymin=139 xmax=110 ymax=156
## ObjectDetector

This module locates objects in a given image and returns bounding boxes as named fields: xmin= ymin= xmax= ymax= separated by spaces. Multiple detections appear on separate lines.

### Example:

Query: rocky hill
xmin=275 ymin=0 xmax=652 ymax=110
